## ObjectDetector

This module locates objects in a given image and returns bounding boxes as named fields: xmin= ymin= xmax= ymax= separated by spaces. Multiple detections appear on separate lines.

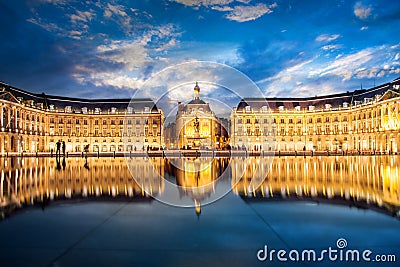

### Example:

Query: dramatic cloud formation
xmin=0 ymin=0 xmax=399 ymax=100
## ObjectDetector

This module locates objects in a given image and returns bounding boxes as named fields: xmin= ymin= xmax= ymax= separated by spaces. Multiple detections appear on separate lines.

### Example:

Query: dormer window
xmin=65 ymin=106 xmax=72 ymax=113
xmin=261 ymin=106 xmax=269 ymax=113
xmin=49 ymin=105 xmax=55 ymax=111
xmin=95 ymin=107 xmax=101 ymax=114
xmin=295 ymin=106 xmax=301 ymax=112
xmin=325 ymin=104 xmax=332 ymax=110
xmin=111 ymin=107 xmax=117 ymax=114
xmin=278 ymin=106 xmax=284 ymax=113
xmin=308 ymin=105 xmax=315 ymax=111
xmin=127 ymin=107 xmax=133 ymax=114
xmin=342 ymin=102 xmax=349 ymax=109
xmin=144 ymin=107 xmax=150 ymax=113
xmin=82 ymin=107 xmax=88 ymax=114
xmin=245 ymin=106 xmax=251 ymax=113
xmin=363 ymin=98 xmax=373 ymax=104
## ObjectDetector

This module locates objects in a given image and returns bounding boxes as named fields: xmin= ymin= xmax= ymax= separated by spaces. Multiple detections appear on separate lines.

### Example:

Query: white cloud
xmin=354 ymin=2 xmax=372 ymax=20
xmin=211 ymin=5 xmax=233 ymax=11
xmin=321 ymin=44 xmax=342 ymax=51
xmin=73 ymin=24 xmax=181 ymax=89
xmin=309 ymin=49 xmax=373 ymax=80
xmin=224 ymin=3 xmax=273 ymax=22
xmin=96 ymin=24 xmax=179 ymax=70
xmin=69 ymin=10 xmax=95 ymax=24
xmin=172 ymin=0 xmax=234 ymax=7
xmin=102 ymin=3 xmax=132 ymax=34
xmin=37 ymin=0 xmax=67 ymax=5
xmin=360 ymin=26 xmax=368 ymax=31
xmin=171 ymin=0 xmax=276 ymax=22
xmin=68 ymin=30 xmax=83 ymax=40
xmin=26 ymin=17 xmax=63 ymax=32
xmin=258 ymin=43 xmax=400 ymax=97
xmin=315 ymin=34 xmax=340 ymax=42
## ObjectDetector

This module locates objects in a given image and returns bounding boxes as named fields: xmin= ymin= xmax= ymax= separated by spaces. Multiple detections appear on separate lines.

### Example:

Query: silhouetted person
xmin=62 ymin=141 xmax=66 ymax=156
xmin=62 ymin=157 xmax=66 ymax=170
xmin=56 ymin=140 xmax=61 ymax=157
xmin=84 ymin=144 xmax=89 ymax=159
xmin=56 ymin=156 xmax=61 ymax=171
xmin=84 ymin=157 xmax=90 ymax=170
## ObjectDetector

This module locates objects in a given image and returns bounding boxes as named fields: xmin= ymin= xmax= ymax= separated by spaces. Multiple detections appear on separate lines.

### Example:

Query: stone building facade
xmin=0 ymin=82 xmax=163 ymax=153
xmin=231 ymin=78 xmax=400 ymax=153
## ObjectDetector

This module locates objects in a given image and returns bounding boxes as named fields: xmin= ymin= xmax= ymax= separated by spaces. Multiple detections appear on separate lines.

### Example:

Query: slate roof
xmin=0 ymin=81 xmax=159 ymax=114
xmin=236 ymin=77 xmax=400 ymax=111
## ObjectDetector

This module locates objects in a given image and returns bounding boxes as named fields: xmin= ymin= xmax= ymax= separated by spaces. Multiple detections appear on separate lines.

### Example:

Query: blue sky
xmin=0 ymin=0 xmax=399 ymax=100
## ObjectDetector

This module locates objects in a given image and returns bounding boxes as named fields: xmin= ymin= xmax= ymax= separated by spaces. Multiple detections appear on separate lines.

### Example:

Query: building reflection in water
xmin=0 ymin=157 xmax=164 ymax=215
xmin=232 ymin=156 xmax=400 ymax=217
xmin=165 ymin=158 xmax=230 ymax=215
xmin=0 ymin=156 xmax=399 ymax=218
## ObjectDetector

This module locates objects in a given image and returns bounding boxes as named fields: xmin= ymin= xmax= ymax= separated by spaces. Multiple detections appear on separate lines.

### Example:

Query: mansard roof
xmin=0 ymin=81 xmax=160 ymax=114
xmin=236 ymin=77 xmax=400 ymax=111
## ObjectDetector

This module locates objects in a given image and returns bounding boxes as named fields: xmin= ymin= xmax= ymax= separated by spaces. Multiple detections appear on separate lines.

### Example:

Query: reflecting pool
xmin=1 ymin=156 xmax=399 ymax=218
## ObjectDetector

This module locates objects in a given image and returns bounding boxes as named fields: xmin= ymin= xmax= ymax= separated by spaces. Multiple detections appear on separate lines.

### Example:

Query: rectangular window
xmin=343 ymin=124 xmax=348 ymax=133
xmin=325 ymin=124 xmax=330 ymax=134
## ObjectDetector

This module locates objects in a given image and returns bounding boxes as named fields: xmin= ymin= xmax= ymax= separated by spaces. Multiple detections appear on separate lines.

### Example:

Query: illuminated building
xmin=175 ymin=82 xmax=228 ymax=149
xmin=231 ymin=77 xmax=400 ymax=153
xmin=0 ymin=82 xmax=163 ymax=153
xmin=1 ymin=77 xmax=399 ymax=153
